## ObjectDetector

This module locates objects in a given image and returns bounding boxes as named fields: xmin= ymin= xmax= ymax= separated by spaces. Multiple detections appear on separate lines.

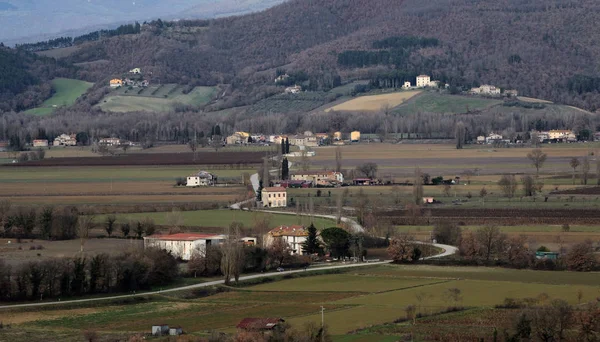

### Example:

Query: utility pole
xmin=320 ymin=306 xmax=325 ymax=342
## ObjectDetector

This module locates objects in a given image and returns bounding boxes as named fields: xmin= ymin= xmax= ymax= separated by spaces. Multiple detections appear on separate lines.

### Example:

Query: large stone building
xmin=261 ymin=187 xmax=287 ymax=208
xmin=416 ymin=75 xmax=431 ymax=88
xmin=290 ymin=171 xmax=343 ymax=186
xmin=289 ymin=134 xmax=318 ymax=147
xmin=265 ymin=225 xmax=309 ymax=255
xmin=143 ymin=233 xmax=226 ymax=260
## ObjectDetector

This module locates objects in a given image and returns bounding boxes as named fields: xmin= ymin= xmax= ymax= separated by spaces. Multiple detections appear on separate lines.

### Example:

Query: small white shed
xmin=169 ymin=327 xmax=183 ymax=336
xmin=152 ymin=324 xmax=169 ymax=336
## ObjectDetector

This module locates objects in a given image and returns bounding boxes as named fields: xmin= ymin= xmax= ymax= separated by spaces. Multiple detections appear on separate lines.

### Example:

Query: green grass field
xmin=23 ymin=78 xmax=93 ymax=116
xmin=101 ymin=209 xmax=336 ymax=230
xmin=97 ymin=85 xmax=216 ymax=112
xmin=4 ymin=264 xmax=599 ymax=341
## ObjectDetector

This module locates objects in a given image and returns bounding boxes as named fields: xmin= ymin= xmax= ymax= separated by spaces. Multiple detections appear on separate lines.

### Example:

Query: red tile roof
xmin=269 ymin=225 xmax=308 ymax=237
xmin=145 ymin=233 xmax=221 ymax=241
xmin=262 ymin=187 xmax=286 ymax=192
xmin=236 ymin=318 xmax=284 ymax=330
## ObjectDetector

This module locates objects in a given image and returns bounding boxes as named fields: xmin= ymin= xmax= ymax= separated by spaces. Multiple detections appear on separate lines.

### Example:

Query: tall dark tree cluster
xmin=0 ymin=248 xmax=178 ymax=301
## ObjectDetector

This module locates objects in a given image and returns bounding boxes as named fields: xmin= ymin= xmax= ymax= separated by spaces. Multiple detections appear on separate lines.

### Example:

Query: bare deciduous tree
xmin=413 ymin=167 xmax=424 ymax=205
xmin=455 ymin=121 xmax=466 ymax=149
xmin=188 ymin=139 xmax=198 ymax=161
xmin=475 ymin=225 xmax=505 ymax=262
xmin=498 ymin=175 xmax=518 ymax=198
xmin=581 ymin=156 xmax=590 ymax=185
xmin=77 ymin=215 xmax=95 ymax=253
xmin=221 ymin=222 xmax=245 ymax=285
xmin=335 ymin=146 xmax=342 ymax=173
xmin=527 ymin=149 xmax=547 ymax=177
xmin=356 ymin=162 xmax=378 ymax=179
xmin=463 ymin=169 xmax=475 ymax=185
xmin=570 ymin=157 xmax=580 ymax=184
xmin=521 ymin=175 xmax=536 ymax=197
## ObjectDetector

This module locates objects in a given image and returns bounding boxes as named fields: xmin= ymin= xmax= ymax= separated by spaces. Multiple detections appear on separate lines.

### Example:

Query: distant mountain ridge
xmin=0 ymin=0 xmax=287 ymax=45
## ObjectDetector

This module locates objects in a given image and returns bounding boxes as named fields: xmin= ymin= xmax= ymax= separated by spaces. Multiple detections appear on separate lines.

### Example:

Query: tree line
xmin=0 ymin=248 xmax=178 ymax=302
xmin=16 ymin=23 xmax=142 ymax=52
xmin=430 ymin=223 xmax=599 ymax=271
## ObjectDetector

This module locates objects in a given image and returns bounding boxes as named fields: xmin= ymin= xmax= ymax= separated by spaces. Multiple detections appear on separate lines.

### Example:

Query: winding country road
xmin=0 ymin=241 xmax=458 ymax=310
xmin=0 ymin=165 xmax=458 ymax=310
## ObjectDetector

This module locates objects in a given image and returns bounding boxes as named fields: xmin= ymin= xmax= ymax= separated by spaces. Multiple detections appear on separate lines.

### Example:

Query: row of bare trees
xmin=430 ymin=223 xmax=600 ymax=271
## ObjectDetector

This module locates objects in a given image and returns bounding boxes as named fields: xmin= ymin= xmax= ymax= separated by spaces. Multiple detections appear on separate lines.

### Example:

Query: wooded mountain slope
xmin=56 ymin=0 xmax=600 ymax=111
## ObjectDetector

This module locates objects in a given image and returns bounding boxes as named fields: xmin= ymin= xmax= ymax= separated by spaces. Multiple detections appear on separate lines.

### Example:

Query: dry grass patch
xmin=517 ymin=96 xmax=553 ymax=103
xmin=325 ymin=91 xmax=421 ymax=112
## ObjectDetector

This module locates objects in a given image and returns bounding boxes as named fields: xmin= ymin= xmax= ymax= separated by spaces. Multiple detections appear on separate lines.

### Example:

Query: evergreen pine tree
xmin=301 ymin=224 xmax=321 ymax=255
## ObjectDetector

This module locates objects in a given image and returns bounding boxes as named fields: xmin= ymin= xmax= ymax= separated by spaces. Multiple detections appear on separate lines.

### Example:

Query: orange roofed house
xmin=265 ymin=225 xmax=309 ymax=255
xmin=143 ymin=233 xmax=226 ymax=261
xmin=261 ymin=187 xmax=287 ymax=208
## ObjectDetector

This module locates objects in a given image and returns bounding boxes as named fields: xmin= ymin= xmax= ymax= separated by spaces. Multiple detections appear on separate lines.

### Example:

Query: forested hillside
xmin=3 ymin=0 xmax=600 ymax=147
xmin=55 ymin=0 xmax=600 ymax=111
xmin=0 ymin=47 xmax=75 ymax=112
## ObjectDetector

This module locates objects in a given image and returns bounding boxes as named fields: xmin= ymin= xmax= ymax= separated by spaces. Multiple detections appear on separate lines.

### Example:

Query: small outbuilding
xmin=169 ymin=327 xmax=183 ymax=336
xmin=237 ymin=318 xmax=285 ymax=332
xmin=535 ymin=251 xmax=559 ymax=260
xmin=152 ymin=324 xmax=169 ymax=336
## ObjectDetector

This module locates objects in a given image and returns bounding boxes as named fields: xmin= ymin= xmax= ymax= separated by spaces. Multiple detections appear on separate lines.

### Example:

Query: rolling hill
xmin=0 ymin=0 xmax=287 ymax=45
xmin=2 ymin=0 xmax=600 ymax=146
xmin=51 ymin=0 xmax=600 ymax=114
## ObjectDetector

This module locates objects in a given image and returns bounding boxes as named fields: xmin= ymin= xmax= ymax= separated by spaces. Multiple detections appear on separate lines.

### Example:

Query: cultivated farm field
xmin=3 ymin=264 xmax=598 ymax=341
xmin=325 ymin=91 xmax=421 ymax=112
xmin=0 ymin=165 xmax=256 ymax=206
xmin=393 ymin=92 xmax=501 ymax=115
xmin=4 ymin=151 xmax=264 ymax=166
xmin=97 ymin=85 xmax=216 ymax=113
xmin=309 ymin=143 xmax=600 ymax=176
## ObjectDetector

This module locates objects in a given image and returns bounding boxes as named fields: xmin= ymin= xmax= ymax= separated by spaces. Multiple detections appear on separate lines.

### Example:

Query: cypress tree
xmin=281 ymin=139 xmax=285 ymax=155
xmin=282 ymin=158 xmax=289 ymax=180
xmin=285 ymin=138 xmax=290 ymax=154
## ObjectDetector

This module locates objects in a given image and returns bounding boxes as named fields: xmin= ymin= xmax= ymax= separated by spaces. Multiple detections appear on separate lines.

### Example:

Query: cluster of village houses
xmin=143 ymin=224 xmax=312 ymax=260
xmin=30 ymin=136 xmax=132 ymax=148
xmin=109 ymin=68 xmax=150 ymax=88
xmin=477 ymin=130 xmax=578 ymax=144
xmin=226 ymin=130 xmax=361 ymax=147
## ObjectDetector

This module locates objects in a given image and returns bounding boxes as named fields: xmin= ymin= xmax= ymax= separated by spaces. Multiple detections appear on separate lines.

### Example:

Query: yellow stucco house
xmin=110 ymin=79 xmax=123 ymax=88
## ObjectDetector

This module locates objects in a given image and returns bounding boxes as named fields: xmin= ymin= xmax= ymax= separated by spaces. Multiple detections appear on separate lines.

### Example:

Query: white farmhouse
xmin=416 ymin=75 xmax=431 ymax=88
xmin=53 ymin=134 xmax=77 ymax=146
xmin=261 ymin=187 xmax=287 ymax=208
xmin=187 ymin=171 xmax=216 ymax=187
xmin=485 ymin=133 xmax=503 ymax=144
xmin=143 ymin=233 xmax=226 ymax=261
xmin=285 ymin=85 xmax=302 ymax=94
xmin=265 ymin=225 xmax=309 ymax=255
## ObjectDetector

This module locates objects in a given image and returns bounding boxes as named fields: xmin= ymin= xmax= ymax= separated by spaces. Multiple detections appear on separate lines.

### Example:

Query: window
xmin=269 ymin=194 xmax=272 ymax=198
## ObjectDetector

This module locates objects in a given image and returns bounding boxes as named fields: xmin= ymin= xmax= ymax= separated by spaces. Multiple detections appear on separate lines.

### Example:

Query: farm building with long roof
xmin=143 ymin=233 xmax=226 ymax=260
